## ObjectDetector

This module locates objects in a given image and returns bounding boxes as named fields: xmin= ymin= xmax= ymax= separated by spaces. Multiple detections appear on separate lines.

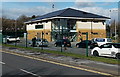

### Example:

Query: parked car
xmin=92 ymin=38 xmax=112 ymax=46
xmin=76 ymin=40 xmax=98 ymax=49
xmin=3 ymin=36 xmax=20 ymax=43
xmin=91 ymin=43 xmax=120 ymax=59
xmin=54 ymin=39 xmax=71 ymax=47
xmin=29 ymin=38 xmax=49 ymax=47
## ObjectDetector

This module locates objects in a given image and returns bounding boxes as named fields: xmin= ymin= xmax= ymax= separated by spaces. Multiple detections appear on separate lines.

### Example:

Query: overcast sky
xmin=1 ymin=0 xmax=119 ymax=22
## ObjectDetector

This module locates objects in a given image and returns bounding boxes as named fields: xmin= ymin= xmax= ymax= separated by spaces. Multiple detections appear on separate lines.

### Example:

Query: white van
xmin=92 ymin=38 xmax=112 ymax=46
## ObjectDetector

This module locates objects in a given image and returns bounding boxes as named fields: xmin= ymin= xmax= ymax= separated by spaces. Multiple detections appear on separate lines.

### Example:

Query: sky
xmin=1 ymin=0 xmax=119 ymax=22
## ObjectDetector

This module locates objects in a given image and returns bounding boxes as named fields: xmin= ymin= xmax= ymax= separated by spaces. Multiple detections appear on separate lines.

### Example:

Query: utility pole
xmin=109 ymin=10 xmax=118 ymax=42
xmin=91 ymin=20 xmax=93 ymax=39
xmin=114 ymin=19 xmax=117 ymax=42
xmin=15 ymin=20 xmax=17 ymax=46
xmin=109 ymin=10 xmax=111 ymax=38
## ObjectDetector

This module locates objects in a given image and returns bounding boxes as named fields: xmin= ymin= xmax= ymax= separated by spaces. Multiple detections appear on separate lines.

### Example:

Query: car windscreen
xmin=113 ymin=44 xmax=120 ymax=48
xmin=63 ymin=39 xmax=70 ymax=43
xmin=95 ymin=38 xmax=105 ymax=42
xmin=43 ymin=39 xmax=48 ymax=42
xmin=9 ymin=36 xmax=17 ymax=38
xmin=36 ymin=39 xmax=41 ymax=41
xmin=107 ymin=38 xmax=112 ymax=42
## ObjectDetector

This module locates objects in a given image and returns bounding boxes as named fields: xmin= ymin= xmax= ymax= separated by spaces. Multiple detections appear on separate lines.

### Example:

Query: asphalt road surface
xmin=1 ymin=52 xmax=107 ymax=77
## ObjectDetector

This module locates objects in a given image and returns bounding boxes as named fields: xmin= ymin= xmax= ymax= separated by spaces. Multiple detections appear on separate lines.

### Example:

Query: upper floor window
xmin=35 ymin=25 xmax=43 ymax=29
xmin=81 ymin=20 xmax=87 ymax=22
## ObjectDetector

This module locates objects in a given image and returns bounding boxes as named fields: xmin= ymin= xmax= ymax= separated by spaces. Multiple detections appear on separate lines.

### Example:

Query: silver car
xmin=29 ymin=38 xmax=49 ymax=47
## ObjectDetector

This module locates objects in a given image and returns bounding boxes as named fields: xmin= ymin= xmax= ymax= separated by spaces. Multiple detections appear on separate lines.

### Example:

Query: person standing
xmin=32 ymin=36 xmax=36 ymax=47
xmin=79 ymin=31 xmax=83 ymax=42
xmin=64 ymin=37 xmax=68 ymax=50
xmin=80 ymin=35 xmax=83 ymax=42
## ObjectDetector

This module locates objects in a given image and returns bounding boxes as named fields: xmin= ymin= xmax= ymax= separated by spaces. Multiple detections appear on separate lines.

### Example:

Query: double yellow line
xmin=1 ymin=50 xmax=113 ymax=76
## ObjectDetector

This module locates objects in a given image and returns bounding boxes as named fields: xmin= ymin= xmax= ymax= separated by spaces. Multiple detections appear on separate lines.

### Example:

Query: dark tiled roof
xmin=29 ymin=8 xmax=109 ymax=22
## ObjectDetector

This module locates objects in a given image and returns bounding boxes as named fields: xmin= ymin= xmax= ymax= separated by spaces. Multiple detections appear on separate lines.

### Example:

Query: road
xmin=1 ymin=52 xmax=107 ymax=77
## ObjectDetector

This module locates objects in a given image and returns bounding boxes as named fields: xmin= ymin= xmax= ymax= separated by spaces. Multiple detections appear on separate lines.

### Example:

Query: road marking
xmin=0 ymin=61 xmax=5 ymax=65
xmin=1 ymin=50 xmax=112 ymax=76
xmin=20 ymin=69 xmax=40 ymax=77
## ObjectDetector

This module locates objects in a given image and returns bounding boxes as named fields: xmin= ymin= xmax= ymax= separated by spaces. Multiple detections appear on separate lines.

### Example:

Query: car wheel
xmin=93 ymin=51 xmax=99 ymax=56
xmin=76 ymin=45 xmax=79 ymax=48
xmin=116 ymin=53 xmax=120 ymax=59
xmin=54 ymin=44 xmax=57 ymax=47
xmin=7 ymin=40 xmax=9 ymax=43
xmin=16 ymin=40 xmax=20 ymax=43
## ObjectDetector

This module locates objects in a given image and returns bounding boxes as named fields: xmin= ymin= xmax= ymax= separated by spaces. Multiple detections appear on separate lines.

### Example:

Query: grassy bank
xmin=2 ymin=44 xmax=120 ymax=65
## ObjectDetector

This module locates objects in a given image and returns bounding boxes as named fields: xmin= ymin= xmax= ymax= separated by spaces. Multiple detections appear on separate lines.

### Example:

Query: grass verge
xmin=2 ymin=44 xmax=120 ymax=65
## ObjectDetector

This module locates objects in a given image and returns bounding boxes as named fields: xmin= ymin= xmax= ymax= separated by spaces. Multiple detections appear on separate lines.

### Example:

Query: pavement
xmin=1 ymin=46 xmax=120 ymax=76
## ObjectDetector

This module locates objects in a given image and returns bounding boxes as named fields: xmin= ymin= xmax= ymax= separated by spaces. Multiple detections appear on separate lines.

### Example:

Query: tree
xmin=2 ymin=15 xmax=40 ymax=36
xmin=16 ymin=15 xmax=31 ymax=32
xmin=2 ymin=16 xmax=15 ymax=32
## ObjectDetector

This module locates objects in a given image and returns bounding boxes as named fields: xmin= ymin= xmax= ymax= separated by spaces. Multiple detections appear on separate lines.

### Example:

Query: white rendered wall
xmin=26 ymin=21 xmax=51 ymax=31
xmin=77 ymin=21 xmax=106 ymax=30
xmin=44 ymin=21 xmax=51 ymax=29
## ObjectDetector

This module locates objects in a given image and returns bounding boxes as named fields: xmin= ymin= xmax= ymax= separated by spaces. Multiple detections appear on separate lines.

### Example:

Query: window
xmin=101 ymin=44 xmax=112 ymax=48
xmin=107 ymin=38 xmax=112 ymax=42
xmin=113 ymin=44 xmax=120 ymax=48
xmin=93 ymin=33 xmax=98 ymax=35
xmin=82 ymin=32 xmax=87 ymax=35
xmin=81 ymin=20 xmax=87 ymax=22
xmin=93 ymin=21 xmax=98 ymax=23
xmin=95 ymin=38 xmax=105 ymax=42
xmin=35 ymin=25 xmax=43 ymax=29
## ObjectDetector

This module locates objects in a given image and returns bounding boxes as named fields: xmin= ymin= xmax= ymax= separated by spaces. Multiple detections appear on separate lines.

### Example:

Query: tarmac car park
xmin=5 ymin=37 xmax=120 ymax=59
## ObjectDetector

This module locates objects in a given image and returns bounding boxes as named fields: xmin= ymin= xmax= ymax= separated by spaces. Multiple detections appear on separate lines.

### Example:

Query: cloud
xmin=70 ymin=7 xmax=118 ymax=22
xmin=73 ymin=1 xmax=118 ymax=21
xmin=2 ymin=2 xmax=118 ymax=22
xmin=2 ymin=6 xmax=53 ymax=19
xmin=75 ymin=0 xmax=119 ymax=2
xmin=2 ymin=0 xmax=75 ymax=2
xmin=78 ymin=7 xmax=109 ymax=17
xmin=75 ymin=2 xmax=95 ymax=8
xmin=2 ymin=0 xmax=120 ymax=2
xmin=2 ymin=0 xmax=53 ymax=2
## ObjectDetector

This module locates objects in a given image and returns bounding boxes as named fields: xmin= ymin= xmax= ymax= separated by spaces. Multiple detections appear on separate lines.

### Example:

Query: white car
xmin=3 ymin=36 xmax=20 ymax=43
xmin=7 ymin=36 xmax=20 ymax=42
xmin=91 ymin=43 xmax=120 ymax=59
xmin=92 ymin=38 xmax=112 ymax=46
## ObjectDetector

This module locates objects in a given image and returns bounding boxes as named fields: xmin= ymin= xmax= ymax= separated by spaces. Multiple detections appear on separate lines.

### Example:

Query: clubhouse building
xmin=25 ymin=8 xmax=109 ymax=42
